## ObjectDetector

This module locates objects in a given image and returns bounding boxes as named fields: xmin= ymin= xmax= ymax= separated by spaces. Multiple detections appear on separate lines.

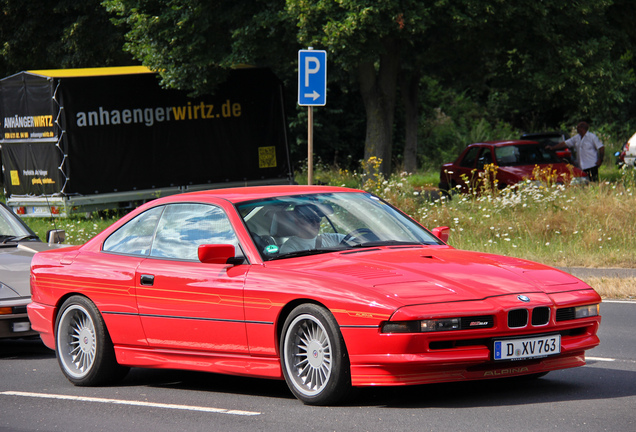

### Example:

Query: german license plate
xmin=494 ymin=334 xmax=561 ymax=361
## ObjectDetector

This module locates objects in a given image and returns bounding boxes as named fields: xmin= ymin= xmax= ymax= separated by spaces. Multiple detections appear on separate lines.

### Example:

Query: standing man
xmin=549 ymin=122 xmax=604 ymax=182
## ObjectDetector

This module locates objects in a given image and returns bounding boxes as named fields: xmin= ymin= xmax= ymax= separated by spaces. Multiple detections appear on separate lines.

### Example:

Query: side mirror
xmin=198 ymin=244 xmax=236 ymax=265
xmin=47 ymin=229 xmax=66 ymax=244
xmin=431 ymin=226 xmax=450 ymax=243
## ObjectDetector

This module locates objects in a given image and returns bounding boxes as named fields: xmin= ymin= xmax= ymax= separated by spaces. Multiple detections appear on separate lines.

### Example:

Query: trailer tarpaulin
xmin=1 ymin=67 xmax=291 ymax=197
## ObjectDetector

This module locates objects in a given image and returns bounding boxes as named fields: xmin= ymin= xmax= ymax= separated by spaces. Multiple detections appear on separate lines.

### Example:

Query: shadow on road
xmin=120 ymin=367 xmax=294 ymax=400
xmin=0 ymin=337 xmax=54 ymax=360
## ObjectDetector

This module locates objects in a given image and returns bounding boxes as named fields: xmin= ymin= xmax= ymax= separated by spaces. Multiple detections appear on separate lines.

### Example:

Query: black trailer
xmin=0 ymin=66 xmax=292 ymax=216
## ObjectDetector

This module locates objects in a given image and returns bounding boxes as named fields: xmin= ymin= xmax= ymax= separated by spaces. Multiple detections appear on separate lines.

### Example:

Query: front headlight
xmin=381 ymin=317 xmax=461 ymax=334
xmin=381 ymin=316 xmax=493 ymax=334
xmin=574 ymin=304 xmax=599 ymax=319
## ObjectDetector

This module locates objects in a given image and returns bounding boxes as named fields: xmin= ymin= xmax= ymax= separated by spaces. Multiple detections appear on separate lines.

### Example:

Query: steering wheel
xmin=340 ymin=228 xmax=378 ymax=246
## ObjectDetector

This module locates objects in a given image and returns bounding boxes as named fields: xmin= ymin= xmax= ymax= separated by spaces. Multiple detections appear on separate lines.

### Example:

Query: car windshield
xmin=0 ymin=204 xmax=37 ymax=243
xmin=495 ymin=144 xmax=561 ymax=166
xmin=237 ymin=192 xmax=442 ymax=260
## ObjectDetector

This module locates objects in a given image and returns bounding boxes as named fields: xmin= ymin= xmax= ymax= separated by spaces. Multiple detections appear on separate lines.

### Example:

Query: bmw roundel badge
xmin=517 ymin=295 xmax=530 ymax=302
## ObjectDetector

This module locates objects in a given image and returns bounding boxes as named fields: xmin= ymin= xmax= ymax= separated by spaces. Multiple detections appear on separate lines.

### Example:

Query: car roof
xmin=520 ymin=132 xmax=565 ymax=138
xmin=153 ymin=185 xmax=364 ymax=205
xmin=467 ymin=140 xmax=539 ymax=147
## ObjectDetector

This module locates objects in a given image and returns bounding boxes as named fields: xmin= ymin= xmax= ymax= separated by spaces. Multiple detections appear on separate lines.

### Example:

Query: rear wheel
xmin=55 ymin=296 xmax=128 ymax=386
xmin=280 ymin=304 xmax=351 ymax=405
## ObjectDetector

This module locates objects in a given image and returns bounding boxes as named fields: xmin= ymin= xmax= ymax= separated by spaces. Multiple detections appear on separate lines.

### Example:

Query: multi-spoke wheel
xmin=281 ymin=304 xmax=351 ymax=405
xmin=55 ymin=296 xmax=128 ymax=386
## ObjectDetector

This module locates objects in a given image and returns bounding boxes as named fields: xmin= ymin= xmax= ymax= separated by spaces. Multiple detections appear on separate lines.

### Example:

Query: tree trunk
xmin=357 ymin=39 xmax=401 ymax=176
xmin=402 ymin=72 xmax=419 ymax=174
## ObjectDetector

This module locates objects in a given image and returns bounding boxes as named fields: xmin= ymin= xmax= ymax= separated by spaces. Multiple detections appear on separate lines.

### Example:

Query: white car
xmin=618 ymin=132 xmax=636 ymax=168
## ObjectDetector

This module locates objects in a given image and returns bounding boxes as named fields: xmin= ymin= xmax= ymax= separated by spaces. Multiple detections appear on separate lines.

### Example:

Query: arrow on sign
xmin=303 ymin=90 xmax=321 ymax=101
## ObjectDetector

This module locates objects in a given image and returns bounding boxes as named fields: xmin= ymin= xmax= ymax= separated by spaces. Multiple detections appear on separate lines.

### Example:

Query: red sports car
xmin=28 ymin=186 xmax=601 ymax=405
xmin=440 ymin=140 xmax=588 ymax=193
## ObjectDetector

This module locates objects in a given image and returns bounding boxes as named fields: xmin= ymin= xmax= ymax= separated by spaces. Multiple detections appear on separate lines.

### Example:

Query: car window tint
xmin=460 ymin=147 xmax=480 ymax=167
xmin=150 ymin=203 xmax=238 ymax=260
xmin=103 ymin=206 xmax=163 ymax=255
xmin=496 ymin=145 xmax=560 ymax=166
xmin=477 ymin=148 xmax=492 ymax=169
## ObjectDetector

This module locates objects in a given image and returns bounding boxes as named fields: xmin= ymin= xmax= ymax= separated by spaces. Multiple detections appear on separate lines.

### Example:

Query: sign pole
xmin=308 ymin=106 xmax=314 ymax=185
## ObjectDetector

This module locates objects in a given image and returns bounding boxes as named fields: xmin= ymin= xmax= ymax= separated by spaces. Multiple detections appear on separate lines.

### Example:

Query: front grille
xmin=531 ymin=307 xmax=550 ymax=325
xmin=556 ymin=307 xmax=576 ymax=322
xmin=508 ymin=309 xmax=528 ymax=328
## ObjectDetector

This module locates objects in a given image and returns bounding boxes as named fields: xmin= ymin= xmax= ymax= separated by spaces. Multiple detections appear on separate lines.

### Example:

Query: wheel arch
xmin=53 ymin=293 xmax=101 ymax=340
xmin=275 ymin=298 xmax=330 ymax=355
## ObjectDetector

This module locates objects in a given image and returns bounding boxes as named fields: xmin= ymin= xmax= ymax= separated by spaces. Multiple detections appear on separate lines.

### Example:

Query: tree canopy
xmin=0 ymin=0 xmax=133 ymax=77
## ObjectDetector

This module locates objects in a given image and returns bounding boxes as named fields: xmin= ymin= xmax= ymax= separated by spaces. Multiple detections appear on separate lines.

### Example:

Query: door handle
xmin=140 ymin=274 xmax=155 ymax=286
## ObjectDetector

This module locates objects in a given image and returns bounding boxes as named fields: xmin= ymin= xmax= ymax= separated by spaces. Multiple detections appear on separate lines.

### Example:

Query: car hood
xmin=0 ymin=242 xmax=70 ymax=300
xmin=273 ymin=247 xmax=585 ymax=306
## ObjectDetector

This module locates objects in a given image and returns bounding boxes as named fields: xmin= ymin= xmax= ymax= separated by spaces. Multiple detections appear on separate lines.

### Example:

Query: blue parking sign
xmin=298 ymin=50 xmax=327 ymax=106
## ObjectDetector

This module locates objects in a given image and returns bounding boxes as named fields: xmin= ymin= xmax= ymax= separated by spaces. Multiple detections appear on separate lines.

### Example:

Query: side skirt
xmin=113 ymin=346 xmax=284 ymax=380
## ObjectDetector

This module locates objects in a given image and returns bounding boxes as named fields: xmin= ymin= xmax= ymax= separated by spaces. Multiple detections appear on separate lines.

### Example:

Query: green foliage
xmin=286 ymin=0 xmax=429 ymax=71
xmin=0 ymin=0 xmax=133 ymax=76
xmin=104 ymin=0 xmax=297 ymax=95
xmin=415 ymin=77 xmax=520 ymax=170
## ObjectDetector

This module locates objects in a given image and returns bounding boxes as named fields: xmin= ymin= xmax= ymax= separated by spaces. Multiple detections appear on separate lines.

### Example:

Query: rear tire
xmin=55 ymin=296 xmax=128 ymax=386
xmin=280 ymin=304 xmax=351 ymax=405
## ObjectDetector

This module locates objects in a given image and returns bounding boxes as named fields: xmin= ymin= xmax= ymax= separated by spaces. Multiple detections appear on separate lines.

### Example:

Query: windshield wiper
xmin=345 ymin=240 xmax=424 ymax=249
xmin=1 ymin=234 xmax=41 ymax=244
xmin=269 ymin=247 xmax=343 ymax=260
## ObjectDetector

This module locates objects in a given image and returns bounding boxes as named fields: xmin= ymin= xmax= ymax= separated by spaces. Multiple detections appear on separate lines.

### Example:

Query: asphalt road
xmin=1 ymin=301 xmax=634 ymax=432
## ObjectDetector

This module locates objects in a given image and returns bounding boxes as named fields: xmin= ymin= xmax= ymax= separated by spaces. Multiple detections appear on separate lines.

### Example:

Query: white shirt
xmin=280 ymin=233 xmax=345 ymax=254
xmin=565 ymin=131 xmax=604 ymax=170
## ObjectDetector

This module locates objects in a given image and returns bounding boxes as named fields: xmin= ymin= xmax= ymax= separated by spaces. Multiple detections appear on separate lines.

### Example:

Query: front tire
xmin=280 ymin=304 xmax=351 ymax=405
xmin=55 ymin=296 xmax=128 ymax=386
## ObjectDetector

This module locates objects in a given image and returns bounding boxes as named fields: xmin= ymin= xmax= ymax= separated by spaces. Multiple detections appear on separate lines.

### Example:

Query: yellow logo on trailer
xmin=10 ymin=170 xmax=20 ymax=186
